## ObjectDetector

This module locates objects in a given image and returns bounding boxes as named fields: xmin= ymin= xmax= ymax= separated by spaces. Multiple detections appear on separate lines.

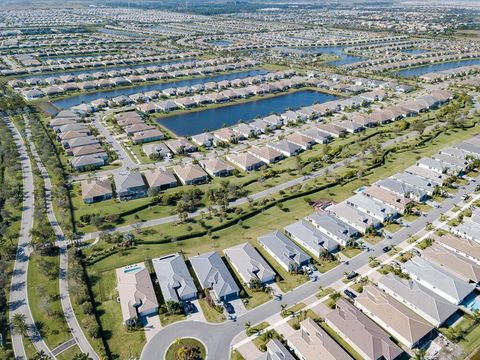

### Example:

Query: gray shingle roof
xmin=258 ymin=230 xmax=311 ymax=270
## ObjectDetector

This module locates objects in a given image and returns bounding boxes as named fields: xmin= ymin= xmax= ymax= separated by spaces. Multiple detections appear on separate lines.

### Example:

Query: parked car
xmin=344 ymin=289 xmax=356 ymax=299
xmin=382 ymin=245 xmax=391 ymax=253
xmin=224 ymin=303 xmax=235 ymax=314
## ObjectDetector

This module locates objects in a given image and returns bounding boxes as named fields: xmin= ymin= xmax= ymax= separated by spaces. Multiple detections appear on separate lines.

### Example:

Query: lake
xmin=300 ymin=46 xmax=365 ymax=66
xmin=396 ymin=58 xmax=480 ymax=77
xmin=52 ymin=69 xmax=268 ymax=109
xmin=401 ymin=49 xmax=431 ymax=54
xmin=156 ymin=90 xmax=338 ymax=136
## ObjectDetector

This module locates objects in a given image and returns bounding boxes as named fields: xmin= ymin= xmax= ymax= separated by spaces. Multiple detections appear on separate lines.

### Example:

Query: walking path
xmin=6 ymin=118 xmax=54 ymax=360
xmin=24 ymin=116 xmax=100 ymax=360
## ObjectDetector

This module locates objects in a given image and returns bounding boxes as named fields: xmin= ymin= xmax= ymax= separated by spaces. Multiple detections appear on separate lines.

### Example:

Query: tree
xmin=32 ymin=351 xmax=52 ymax=360
xmin=11 ymin=313 xmax=29 ymax=336
xmin=72 ymin=354 xmax=93 ymax=360
xmin=244 ymin=321 xmax=251 ymax=332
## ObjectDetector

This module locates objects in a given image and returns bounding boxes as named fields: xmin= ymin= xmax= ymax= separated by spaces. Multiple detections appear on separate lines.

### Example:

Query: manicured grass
xmin=315 ymin=258 xmax=340 ymax=273
xmin=363 ymin=235 xmax=384 ymax=245
xmin=198 ymin=298 xmax=226 ymax=323
xmin=402 ymin=214 xmax=419 ymax=222
xmin=244 ymin=290 xmax=273 ymax=310
xmin=27 ymin=252 xmax=71 ymax=349
xmin=458 ymin=317 xmax=480 ymax=355
xmin=281 ymin=302 xmax=306 ymax=318
xmin=159 ymin=312 xmax=187 ymax=327
xmin=416 ymin=203 xmax=433 ymax=213
xmin=317 ymin=287 xmax=334 ymax=299
xmin=89 ymin=269 xmax=145 ymax=359
xmin=351 ymin=283 xmax=364 ymax=293
xmin=342 ymin=247 xmax=363 ymax=258
xmin=231 ymin=350 xmax=246 ymax=360
xmin=23 ymin=335 xmax=37 ymax=360
xmin=416 ymin=238 xmax=433 ymax=250
xmin=384 ymin=223 xmax=402 ymax=233
xmin=318 ymin=321 xmax=364 ymax=360
xmin=252 ymin=329 xmax=283 ymax=352
xmin=56 ymin=345 xmax=82 ymax=360
xmin=165 ymin=338 xmax=206 ymax=360
xmin=246 ymin=321 xmax=269 ymax=336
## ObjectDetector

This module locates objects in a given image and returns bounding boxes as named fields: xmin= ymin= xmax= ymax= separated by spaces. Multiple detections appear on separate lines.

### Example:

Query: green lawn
xmin=287 ymin=309 xmax=319 ymax=329
xmin=384 ymin=223 xmax=402 ymax=233
xmin=56 ymin=345 xmax=82 ymax=360
xmin=402 ymin=214 xmax=419 ymax=222
xmin=89 ymin=269 xmax=146 ymax=359
xmin=27 ymin=252 xmax=71 ymax=349
xmin=231 ymin=350 xmax=246 ymax=360
xmin=281 ymin=302 xmax=306 ymax=318
xmin=198 ymin=298 xmax=226 ymax=323
xmin=342 ymin=247 xmax=363 ymax=258
xmin=246 ymin=321 xmax=269 ymax=336
xmin=252 ymin=329 xmax=283 ymax=352
xmin=363 ymin=235 xmax=384 ymax=245
xmin=165 ymin=338 xmax=206 ymax=360
xmin=160 ymin=312 xmax=187 ymax=327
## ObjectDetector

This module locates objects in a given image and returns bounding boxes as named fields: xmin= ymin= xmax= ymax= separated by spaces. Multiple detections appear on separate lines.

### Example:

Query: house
xmin=200 ymin=158 xmax=234 ymax=177
xmin=144 ymin=168 xmax=178 ymax=191
xmin=301 ymin=128 xmax=331 ymax=144
xmin=376 ymin=178 xmax=428 ymax=202
xmin=124 ymin=123 xmax=155 ymax=136
xmin=116 ymin=263 xmax=159 ymax=326
xmin=378 ymin=274 xmax=458 ymax=327
xmin=286 ymin=133 xmax=315 ymax=150
xmin=267 ymin=139 xmax=303 ymax=157
xmin=189 ymin=251 xmax=239 ymax=301
xmin=422 ymin=244 xmax=480 ymax=284
xmin=69 ymin=145 xmax=106 ymax=157
xmin=255 ymin=339 xmax=295 ymax=360
xmin=70 ymin=155 xmax=105 ymax=171
xmin=284 ymin=220 xmax=339 ymax=255
xmin=224 ymin=242 xmax=276 ymax=286
xmin=152 ymin=254 xmax=197 ymax=303
xmin=213 ymin=127 xmax=238 ymax=143
xmin=434 ymin=233 xmax=480 ymax=264
xmin=257 ymin=231 xmax=311 ymax=272
xmin=191 ymin=132 xmax=214 ymax=148
xmin=405 ymin=165 xmax=446 ymax=185
xmin=363 ymin=185 xmax=412 ymax=213
xmin=328 ymin=202 xmax=381 ymax=233
xmin=81 ymin=178 xmax=113 ymax=204
xmin=402 ymin=256 xmax=476 ymax=305
xmin=165 ymin=138 xmax=197 ymax=154
xmin=248 ymin=146 xmax=284 ymax=164
xmin=325 ymin=299 xmax=403 ymax=360
xmin=173 ymin=164 xmax=209 ymax=185
xmin=66 ymin=136 xmax=100 ymax=149
xmin=355 ymin=284 xmax=434 ymax=348
xmin=305 ymin=213 xmax=359 ymax=246
xmin=262 ymin=114 xmax=283 ymax=128
xmin=132 ymin=129 xmax=165 ymax=144
xmin=281 ymin=110 xmax=305 ymax=124
xmin=346 ymin=193 xmax=398 ymax=222
xmin=114 ymin=172 xmax=147 ymax=200
xmin=142 ymin=142 xmax=171 ymax=159
xmin=226 ymin=153 xmax=265 ymax=172
xmin=393 ymin=172 xmax=436 ymax=196
xmin=288 ymin=318 xmax=353 ymax=360
xmin=317 ymin=123 xmax=345 ymax=138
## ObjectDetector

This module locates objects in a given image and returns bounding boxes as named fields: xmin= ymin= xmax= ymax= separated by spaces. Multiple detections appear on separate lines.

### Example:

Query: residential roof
xmin=173 ymin=164 xmax=208 ymax=184
xmin=257 ymin=230 xmax=311 ymax=270
xmin=144 ymin=168 xmax=177 ymax=189
xmin=422 ymin=244 xmax=480 ymax=283
xmin=289 ymin=318 xmax=352 ymax=360
xmin=284 ymin=219 xmax=338 ymax=253
xmin=81 ymin=178 xmax=112 ymax=200
xmin=152 ymin=254 xmax=197 ymax=303
xmin=376 ymin=178 xmax=427 ymax=200
xmin=328 ymin=202 xmax=380 ymax=231
xmin=248 ymin=146 xmax=284 ymax=163
xmin=114 ymin=172 xmax=145 ymax=193
xmin=325 ymin=299 xmax=403 ymax=360
xmin=346 ymin=193 xmax=398 ymax=221
xmin=355 ymin=285 xmax=434 ymax=347
xmin=434 ymin=233 xmax=480 ymax=263
xmin=189 ymin=251 xmax=239 ymax=299
xmin=255 ymin=339 xmax=295 ymax=360
xmin=363 ymin=185 xmax=410 ymax=212
xmin=402 ymin=256 xmax=475 ymax=304
xmin=224 ymin=242 xmax=276 ymax=284
xmin=115 ymin=263 xmax=159 ymax=323
xmin=305 ymin=212 xmax=359 ymax=244
xmin=199 ymin=157 xmax=234 ymax=176
xmin=378 ymin=274 xmax=458 ymax=326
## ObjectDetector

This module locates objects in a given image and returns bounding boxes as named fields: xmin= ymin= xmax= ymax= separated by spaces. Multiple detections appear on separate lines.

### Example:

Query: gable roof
xmin=258 ymin=230 xmax=311 ymax=269
xmin=81 ymin=178 xmax=112 ymax=200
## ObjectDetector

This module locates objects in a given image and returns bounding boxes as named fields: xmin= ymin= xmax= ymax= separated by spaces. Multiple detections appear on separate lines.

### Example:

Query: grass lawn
xmin=244 ymin=290 xmax=273 ymax=310
xmin=287 ymin=310 xmax=319 ymax=329
xmin=416 ymin=238 xmax=433 ymax=250
xmin=351 ymin=283 xmax=364 ymax=293
xmin=198 ymin=298 xmax=226 ymax=323
xmin=342 ymin=247 xmax=363 ymax=258
xmin=318 ymin=321 xmax=363 ymax=360
xmin=23 ymin=335 xmax=38 ymax=360
xmin=159 ymin=312 xmax=187 ymax=327
xmin=281 ymin=302 xmax=306 ymax=318
xmin=315 ymin=258 xmax=340 ymax=273
xmin=165 ymin=338 xmax=206 ymax=360
xmin=457 ymin=317 xmax=480 ymax=355
xmin=56 ymin=345 xmax=82 ymax=360
xmin=252 ymin=329 xmax=283 ymax=352
xmin=402 ymin=214 xmax=419 ymax=222
xmin=384 ymin=223 xmax=402 ymax=233
xmin=231 ymin=350 xmax=246 ymax=360
xmin=363 ymin=235 xmax=384 ymax=245
xmin=90 ymin=269 xmax=146 ymax=359
xmin=317 ymin=287 xmax=334 ymax=299
xmin=27 ymin=252 xmax=70 ymax=349
xmin=246 ymin=321 xmax=269 ymax=336
xmin=416 ymin=203 xmax=433 ymax=213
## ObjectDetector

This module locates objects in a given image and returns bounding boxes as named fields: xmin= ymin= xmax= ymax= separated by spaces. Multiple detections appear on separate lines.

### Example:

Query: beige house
xmin=173 ymin=164 xmax=209 ymax=185
xmin=434 ymin=233 xmax=480 ymax=264
xmin=115 ymin=263 xmax=159 ymax=326
xmin=288 ymin=318 xmax=352 ymax=360
xmin=81 ymin=178 xmax=113 ymax=204
xmin=144 ymin=168 xmax=178 ymax=191
xmin=354 ymin=285 xmax=434 ymax=348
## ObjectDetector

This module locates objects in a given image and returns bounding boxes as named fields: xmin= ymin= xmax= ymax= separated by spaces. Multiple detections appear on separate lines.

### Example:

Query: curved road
xmin=141 ymin=174 xmax=480 ymax=360
xmin=6 ymin=118 xmax=54 ymax=359
xmin=24 ymin=116 xmax=100 ymax=360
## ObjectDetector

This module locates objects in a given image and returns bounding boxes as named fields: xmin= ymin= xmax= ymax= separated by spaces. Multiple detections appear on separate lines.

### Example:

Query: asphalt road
xmin=24 ymin=116 xmax=100 ymax=360
xmin=6 ymin=118 xmax=53 ymax=360
xmin=140 ymin=175 xmax=480 ymax=360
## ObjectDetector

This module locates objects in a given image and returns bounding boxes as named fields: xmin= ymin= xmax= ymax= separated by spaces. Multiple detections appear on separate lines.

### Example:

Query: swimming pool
xmin=462 ymin=292 xmax=480 ymax=311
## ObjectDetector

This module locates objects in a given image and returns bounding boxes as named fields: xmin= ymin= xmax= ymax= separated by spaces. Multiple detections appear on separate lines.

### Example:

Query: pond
xmin=396 ymin=58 xmax=480 ymax=77
xmin=298 ymin=46 xmax=365 ymax=66
xmin=156 ymin=89 xmax=338 ymax=136
xmin=52 ymin=69 xmax=268 ymax=109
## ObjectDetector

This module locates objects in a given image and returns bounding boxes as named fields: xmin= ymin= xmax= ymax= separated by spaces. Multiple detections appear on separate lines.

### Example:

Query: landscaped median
xmin=165 ymin=338 xmax=206 ymax=360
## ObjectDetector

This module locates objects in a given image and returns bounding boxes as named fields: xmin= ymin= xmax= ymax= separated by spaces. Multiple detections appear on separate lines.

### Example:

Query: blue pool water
xmin=396 ymin=58 xmax=480 ymax=77
xmin=157 ymin=90 xmax=338 ymax=136
xmin=52 ymin=69 xmax=268 ymax=109
xmin=124 ymin=266 xmax=141 ymax=273
xmin=463 ymin=293 xmax=480 ymax=311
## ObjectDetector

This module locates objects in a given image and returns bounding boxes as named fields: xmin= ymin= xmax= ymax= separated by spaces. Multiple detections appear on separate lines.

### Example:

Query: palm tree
xmin=11 ymin=313 xmax=29 ymax=336
xmin=280 ymin=304 xmax=287 ymax=315
xmin=244 ymin=321 xmax=251 ymax=332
